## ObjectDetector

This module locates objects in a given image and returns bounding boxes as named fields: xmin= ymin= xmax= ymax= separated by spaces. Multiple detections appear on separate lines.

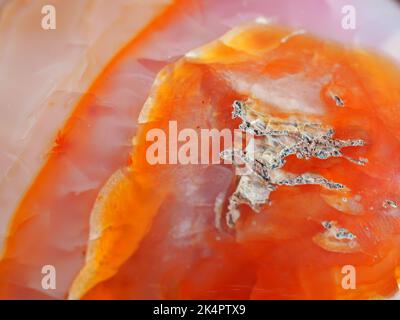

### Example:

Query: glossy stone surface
xmin=70 ymin=23 xmax=400 ymax=299
xmin=1 ymin=0 xmax=400 ymax=300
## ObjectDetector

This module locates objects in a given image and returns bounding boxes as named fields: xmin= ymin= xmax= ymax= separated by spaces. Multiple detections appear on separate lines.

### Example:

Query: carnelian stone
xmin=68 ymin=23 xmax=400 ymax=300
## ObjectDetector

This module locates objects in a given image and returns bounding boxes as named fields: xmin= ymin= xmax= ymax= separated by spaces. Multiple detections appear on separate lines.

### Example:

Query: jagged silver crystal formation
xmin=383 ymin=199 xmax=398 ymax=209
xmin=221 ymin=100 xmax=367 ymax=228
xmin=321 ymin=221 xmax=356 ymax=240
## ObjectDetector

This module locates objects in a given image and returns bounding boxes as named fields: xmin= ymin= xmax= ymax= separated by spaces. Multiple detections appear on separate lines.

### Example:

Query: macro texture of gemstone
xmin=1 ymin=0 xmax=400 ymax=301
xmin=68 ymin=23 xmax=400 ymax=299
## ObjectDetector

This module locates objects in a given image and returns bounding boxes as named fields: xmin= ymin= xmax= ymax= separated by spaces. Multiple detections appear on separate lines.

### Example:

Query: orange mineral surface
xmin=1 ymin=8 xmax=400 ymax=299
xmin=67 ymin=23 xmax=400 ymax=299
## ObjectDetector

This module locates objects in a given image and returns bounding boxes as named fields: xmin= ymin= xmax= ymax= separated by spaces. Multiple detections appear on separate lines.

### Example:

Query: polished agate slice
xmin=1 ymin=0 xmax=400 ymax=302
xmin=65 ymin=22 xmax=400 ymax=299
